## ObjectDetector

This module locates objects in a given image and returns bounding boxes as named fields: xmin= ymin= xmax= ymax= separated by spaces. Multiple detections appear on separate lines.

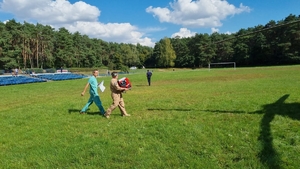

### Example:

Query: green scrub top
xmin=89 ymin=76 xmax=98 ymax=96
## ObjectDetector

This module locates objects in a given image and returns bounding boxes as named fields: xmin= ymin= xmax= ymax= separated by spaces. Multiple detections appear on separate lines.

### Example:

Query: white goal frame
xmin=208 ymin=62 xmax=236 ymax=71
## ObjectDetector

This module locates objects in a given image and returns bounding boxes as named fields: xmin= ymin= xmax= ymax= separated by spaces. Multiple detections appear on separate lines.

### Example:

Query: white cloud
xmin=211 ymin=28 xmax=233 ymax=35
xmin=171 ymin=28 xmax=196 ymax=38
xmin=0 ymin=0 xmax=99 ymax=24
xmin=211 ymin=27 xmax=219 ymax=33
xmin=66 ymin=21 xmax=155 ymax=47
xmin=224 ymin=31 xmax=232 ymax=35
xmin=142 ymin=27 xmax=167 ymax=33
xmin=0 ymin=0 xmax=155 ymax=47
xmin=146 ymin=0 xmax=251 ymax=28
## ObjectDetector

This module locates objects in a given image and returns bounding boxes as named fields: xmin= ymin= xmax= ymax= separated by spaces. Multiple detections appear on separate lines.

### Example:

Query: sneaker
xmin=122 ymin=114 xmax=131 ymax=117
xmin=103 ymin=113 xmax=110 ymax=118
xmin=80 ymin=111 xmax=85 ymax=114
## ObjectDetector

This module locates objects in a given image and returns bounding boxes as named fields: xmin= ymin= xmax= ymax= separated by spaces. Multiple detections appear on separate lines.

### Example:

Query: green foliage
xmin=120 ymin=44 xmax=140 ymax=67
xmin=45 ymin=68 xmax=57 ymax=73
xmin=120 ymin=65 xmax=129 ymax=73
xmin=0 ymin=20 xmax=152 ymax=70
xmin=107 ymin=62 xmax=115 ymax=70
xmin=172 ymin=37 xmax=194 ymax=67
xmin=137 ymin=43 xmax=152 ymax=67
xmin=153 ymin=37 xmax=176 ymax=68
xmin=170 ymin=14 xmax=300 ymax=67
xmin=113 ymin=53 xmax=123 ymax=70
xmin=198 ymin=33 xmax=216 ymax=65
xmin=31 ymin=68 xmax=44 ymax=73
xmin=0 ymin=65 xmax=300 ymax=168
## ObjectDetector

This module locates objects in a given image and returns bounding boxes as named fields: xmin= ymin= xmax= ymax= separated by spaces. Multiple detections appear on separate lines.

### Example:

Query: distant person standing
xmin=146 ymin=70 xmax=152 ymax=86
xmin=80 ymin=70 xmax=106 ymax=115
xmin=104 ymin=72 xmax=130 ymax=118
xmin=15 ymin=68 xmax=18 ymax=76
xmin=60 ymin=67 xmax=63 ymax=73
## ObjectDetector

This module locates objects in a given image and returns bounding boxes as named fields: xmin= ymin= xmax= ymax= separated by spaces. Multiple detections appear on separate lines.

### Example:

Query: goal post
xmin=208 ymin=62 xmax=236 ymax=70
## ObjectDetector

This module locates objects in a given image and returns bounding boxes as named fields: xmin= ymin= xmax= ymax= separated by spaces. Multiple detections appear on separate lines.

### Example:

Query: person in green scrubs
xmin=80 ymin=70 xmax=105 ymax=115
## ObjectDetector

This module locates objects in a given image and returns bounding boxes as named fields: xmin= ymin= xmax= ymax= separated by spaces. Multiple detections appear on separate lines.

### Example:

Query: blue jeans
xmin=81 ymin=95 xmax=105 ymax=115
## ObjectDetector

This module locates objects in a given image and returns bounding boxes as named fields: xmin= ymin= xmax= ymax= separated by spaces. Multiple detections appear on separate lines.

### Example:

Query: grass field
xmin=0 ymin=66 xmax=300 ymax=169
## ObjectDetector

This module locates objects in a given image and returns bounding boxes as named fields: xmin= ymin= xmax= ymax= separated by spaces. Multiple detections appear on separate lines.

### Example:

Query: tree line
xmin=0 ymin=14 xmax=299 ymax=71
xmin=165 ymin=14 xmax=300 ymax=68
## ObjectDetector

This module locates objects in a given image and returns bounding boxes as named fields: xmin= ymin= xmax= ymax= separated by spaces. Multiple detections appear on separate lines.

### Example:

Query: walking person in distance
xmin=146 ymin=70 xmax=152 ymax=86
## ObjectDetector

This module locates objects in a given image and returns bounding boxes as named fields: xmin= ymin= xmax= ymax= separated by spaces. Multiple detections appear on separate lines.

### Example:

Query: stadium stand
xmin=0 ymin=75 xmax=46 ymax=86
xmin=36 ymin=73 xmax=87 ymax=81
xmin=0 ymin=73 xmax=87 ymax=86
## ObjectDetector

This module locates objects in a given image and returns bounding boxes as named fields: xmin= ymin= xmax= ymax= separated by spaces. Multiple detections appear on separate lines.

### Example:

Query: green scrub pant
xmin=81 ymin=95 xmax=105 ymax=115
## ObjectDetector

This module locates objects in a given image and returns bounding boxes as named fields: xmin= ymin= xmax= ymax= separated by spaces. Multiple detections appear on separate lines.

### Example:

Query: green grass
xmin=1 ymin=66 xmax=300 ymax=169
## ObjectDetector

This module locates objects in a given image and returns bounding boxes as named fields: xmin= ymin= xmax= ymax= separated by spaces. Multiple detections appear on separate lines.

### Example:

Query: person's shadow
xmin=68 ymin=109 xmax=100 ymax=115
xmin=250 ymin=94 xmax=300 ymax=168
xmin=204 ymin=94 xmax=300 ymax=168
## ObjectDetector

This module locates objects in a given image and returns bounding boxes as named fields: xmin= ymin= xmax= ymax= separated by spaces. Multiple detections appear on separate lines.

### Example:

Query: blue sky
xmin=0 ymin=0 xmax=299 ymax=47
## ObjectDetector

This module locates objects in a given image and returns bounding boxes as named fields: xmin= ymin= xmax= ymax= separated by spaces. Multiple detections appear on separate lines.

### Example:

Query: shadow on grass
xmin=203 ymin=94 xmax=300 ymax=169
xmin=68 ymin=109 xmax=81 ymax=114
xmin=250 ymin=94 xmax=300 ymax=169
xmin=147 ymin=108 xmax=192 ymax=111
xmin=201 ymin=109 xmax=245 ymax=114
xmin=68 ymin=109 xmax=101 ymax=116
xmin=135 ymin=84 xmax=149 ymax=87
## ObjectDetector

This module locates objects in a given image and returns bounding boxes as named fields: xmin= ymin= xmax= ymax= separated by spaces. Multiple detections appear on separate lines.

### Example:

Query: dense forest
xmin=0 ymin=14 xmax=300 ymax=72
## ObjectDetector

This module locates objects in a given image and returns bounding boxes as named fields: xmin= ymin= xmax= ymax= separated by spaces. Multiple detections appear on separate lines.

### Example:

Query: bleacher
xmin=0 ymin=75 xmax=46 ymax=86
xmin=0 ymin=73 xmax=87 ymax=86
xmin=36 ymin=73 xmax=87 ymax=81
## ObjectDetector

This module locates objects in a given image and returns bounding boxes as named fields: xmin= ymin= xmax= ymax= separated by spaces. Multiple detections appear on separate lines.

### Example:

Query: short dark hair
xmin=111 ymin=72 xmax=118 ymax=77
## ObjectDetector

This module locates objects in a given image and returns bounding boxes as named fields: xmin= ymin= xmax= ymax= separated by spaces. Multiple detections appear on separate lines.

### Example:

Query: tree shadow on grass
xmin=147 ymin=108 xmax=245 ymax=113
xmin=68 ymin=109 xmax=101 ymax=116
xmin=203 ymin=94 xmax=300 ymax=169
xmin=201 ymin=109 xmax=245 ymax=114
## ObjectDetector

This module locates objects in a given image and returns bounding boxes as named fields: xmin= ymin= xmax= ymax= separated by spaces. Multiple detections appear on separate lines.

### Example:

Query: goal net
xmin=208 ymin=62 xmax=236 ymax=70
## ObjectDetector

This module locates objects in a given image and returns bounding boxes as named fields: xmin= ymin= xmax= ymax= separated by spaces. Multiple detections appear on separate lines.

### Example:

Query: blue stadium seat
xmin=0 ymin=73 xmax=86 ymax=86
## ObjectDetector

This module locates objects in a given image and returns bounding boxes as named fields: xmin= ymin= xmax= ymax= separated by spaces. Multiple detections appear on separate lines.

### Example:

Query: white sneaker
xmin=123 ymin=114 xmax=131 ymax=117
xmin=103 ymin=114 xmax=110 ymax=118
